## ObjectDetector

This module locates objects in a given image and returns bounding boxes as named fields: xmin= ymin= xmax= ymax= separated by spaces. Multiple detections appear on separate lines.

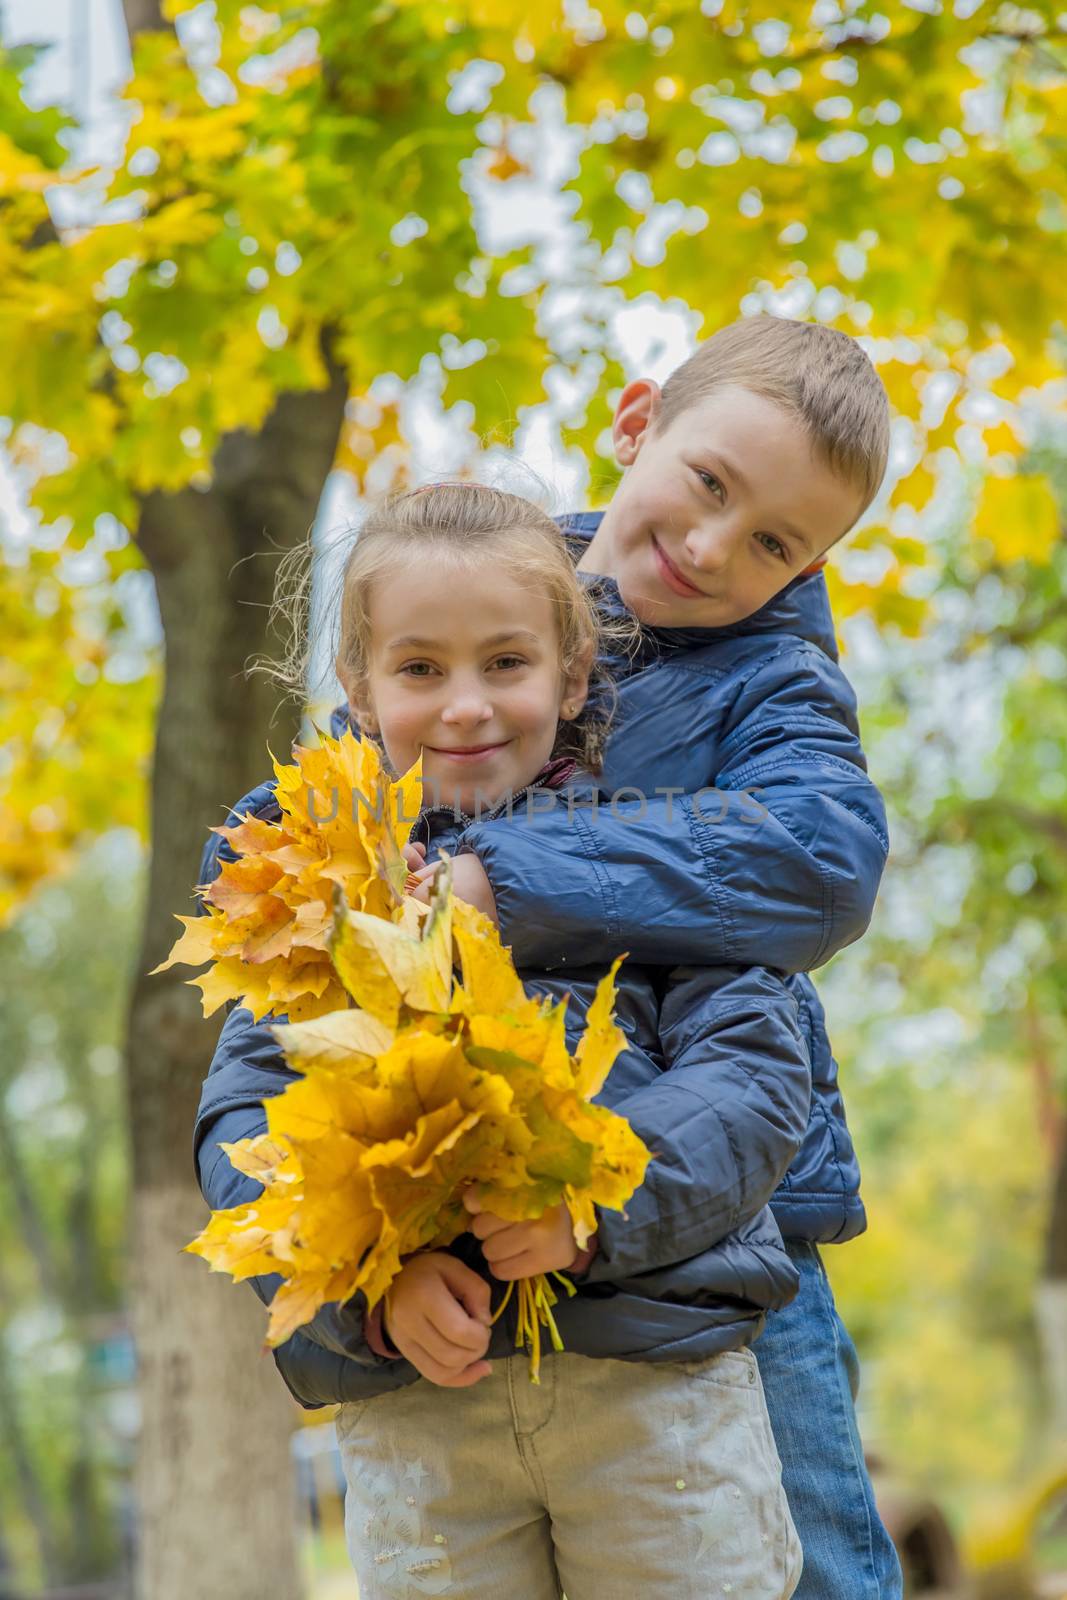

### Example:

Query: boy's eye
xmin=756 ymin=532 xmax=789 ymax=562
xmin=696 ymin=469 xmax=725 ymax=500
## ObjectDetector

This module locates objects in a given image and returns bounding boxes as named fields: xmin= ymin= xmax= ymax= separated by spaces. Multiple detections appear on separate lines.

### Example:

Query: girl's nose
xmin=440 ymin=692 xmax=493 ymax=727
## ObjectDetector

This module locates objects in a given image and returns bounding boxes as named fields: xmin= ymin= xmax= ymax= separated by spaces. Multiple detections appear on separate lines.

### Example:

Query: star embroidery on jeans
xmin=405 ymin=1457 xmax=430 ymax=1487
xmin=663 ymin=1409 xmax=687 ymax=1445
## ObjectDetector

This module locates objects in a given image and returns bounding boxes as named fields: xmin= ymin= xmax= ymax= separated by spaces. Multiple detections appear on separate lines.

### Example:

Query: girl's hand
xmin=408 ymin=853 xmax=498 ymax=925
xmin=402 ymin=841 xmax=426 ymax=873
xmin=383 ymin=1251 xmax=494 ymax=1388
xmin=464 ymin=1193 xmax=580 ymax=1280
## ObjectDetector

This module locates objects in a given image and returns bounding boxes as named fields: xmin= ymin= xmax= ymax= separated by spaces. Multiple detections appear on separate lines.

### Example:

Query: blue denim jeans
xmin=756 ymin=1241 xmax=903 ymax=1600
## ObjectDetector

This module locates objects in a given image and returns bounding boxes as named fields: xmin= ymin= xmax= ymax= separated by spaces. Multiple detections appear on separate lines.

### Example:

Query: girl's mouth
xmin=427 ymin=743 xmax=509 ymax=764
xmin=651 ymin=534 xmax=706 ymax=599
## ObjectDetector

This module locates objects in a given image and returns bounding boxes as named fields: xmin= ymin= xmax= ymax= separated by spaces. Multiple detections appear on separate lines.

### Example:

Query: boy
xmin=410 ymin=314 xmax=901 ymax=1599
xmin=198 ymin=315 xmax=901 ymax=1598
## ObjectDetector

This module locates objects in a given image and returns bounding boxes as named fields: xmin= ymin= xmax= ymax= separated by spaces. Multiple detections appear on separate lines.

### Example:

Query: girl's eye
xmin=756 ymin=532 xmax=789 ymax=562
xmin=400 ymin=661 xmax=437 ymax=678
xmin=490 ymin=655 xmax=526 ymax=672
xmin=697 ymin=470 xmax=725 ymax=500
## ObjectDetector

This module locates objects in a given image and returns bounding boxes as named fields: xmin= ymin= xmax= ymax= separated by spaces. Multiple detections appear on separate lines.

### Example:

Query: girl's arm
xmin=577 ymin=964 xmax=810 ymax=1284
xmin=459 ymin=648 xmax=888 ymax=975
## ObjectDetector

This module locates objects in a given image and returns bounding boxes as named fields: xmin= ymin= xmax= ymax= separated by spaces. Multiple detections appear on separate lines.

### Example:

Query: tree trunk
xmin=124 ymin=342 xmax=348 ymax=1600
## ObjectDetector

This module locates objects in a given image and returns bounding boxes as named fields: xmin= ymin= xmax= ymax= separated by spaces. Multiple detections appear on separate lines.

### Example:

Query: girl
xmin=195 ymin=483 xmax=808 ymax=1599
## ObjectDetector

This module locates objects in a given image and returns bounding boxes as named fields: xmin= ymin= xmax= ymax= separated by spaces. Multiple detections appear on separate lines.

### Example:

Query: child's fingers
xmin=405 ymin=1335 xmax=492 ymax=1388
xmin=435 ymin=1254 xmax=494 ymax=1325
xmin=433 ymin=1359 xmax=493 ymax=1389
xmin=422 ymin=1298 xmax=491 ymax=1356
xmin=484 ymin=1251 xmax=535 ymax=1282
xmin=466 ymin=1210 xmax=514 ymax=1241
xmin=479 ymin=1234 xmax=529 ymax=1270
xmin=409 ymin=871 xmax=436 ymax=905
xmin=401 ymin=842 xmax=427 ymax=869
xmin=414 ymin=1315 xmax=488 ymax=1366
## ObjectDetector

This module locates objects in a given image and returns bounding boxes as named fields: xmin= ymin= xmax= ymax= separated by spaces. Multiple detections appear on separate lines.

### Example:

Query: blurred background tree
xmin=0 ymin=1 xmax=1063 ymax=1595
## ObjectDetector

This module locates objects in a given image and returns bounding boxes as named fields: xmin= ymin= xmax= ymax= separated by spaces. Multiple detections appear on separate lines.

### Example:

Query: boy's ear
xmin=612 ymin=379 xmax=662 ymax=466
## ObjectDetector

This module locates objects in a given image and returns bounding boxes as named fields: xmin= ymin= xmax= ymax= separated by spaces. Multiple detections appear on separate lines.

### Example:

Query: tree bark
xmin=123 ymin=340 xmax=348 ymax=1600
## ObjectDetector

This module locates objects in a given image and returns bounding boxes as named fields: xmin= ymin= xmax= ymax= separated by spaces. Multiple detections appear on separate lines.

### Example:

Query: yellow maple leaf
xmin=331 ymin=870 xmax=452 ymax=1023
xmin=452 ymin=896 xmax=529 ymax=1014
xmin=155 ymin=730 xmax=421 ymax=1019
xmin=573 ymin=956 xmax=628 ymax=1099
xmin=187 ymin=861 xmax=652 ymax=1370
xmin=272 ymin=1008 xmax=396 ymax=1073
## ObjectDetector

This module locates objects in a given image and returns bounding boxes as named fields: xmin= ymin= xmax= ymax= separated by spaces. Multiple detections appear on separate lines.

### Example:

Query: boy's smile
xmin=579 ymin=382 xmax=866 ymax=628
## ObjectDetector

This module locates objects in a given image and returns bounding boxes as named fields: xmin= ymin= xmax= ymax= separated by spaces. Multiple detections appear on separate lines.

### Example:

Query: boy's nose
xmin=684 ymin=524 xmax=734 ymax=575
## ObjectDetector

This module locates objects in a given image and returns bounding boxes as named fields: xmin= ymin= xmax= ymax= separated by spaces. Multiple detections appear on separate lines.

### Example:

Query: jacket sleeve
xmin=459 ymin=647 xmax=888 ymax=975
xmin=579 ymin=965 xmax=811 ymax=1284
xmin=194 ymin=1007 xmax=391 ymax=1369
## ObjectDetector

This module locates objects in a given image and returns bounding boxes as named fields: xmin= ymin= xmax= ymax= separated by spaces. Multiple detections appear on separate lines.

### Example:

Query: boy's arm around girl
xmin=459 ymin=647 xmax=888 ymax=977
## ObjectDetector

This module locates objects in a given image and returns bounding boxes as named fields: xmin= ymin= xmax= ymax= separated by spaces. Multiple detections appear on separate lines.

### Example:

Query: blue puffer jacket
xmin=457 ymin=513 xmax=887 ymax=1244
xmin=195 ymin=786 xmax=810 ymax=1409
xmin=192 ymin=510 xmax=886 ymax=1405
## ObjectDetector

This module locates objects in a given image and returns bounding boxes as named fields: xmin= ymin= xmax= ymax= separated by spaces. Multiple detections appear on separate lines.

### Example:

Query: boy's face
xmin=579 ymin=382 xmax=865 ymax=628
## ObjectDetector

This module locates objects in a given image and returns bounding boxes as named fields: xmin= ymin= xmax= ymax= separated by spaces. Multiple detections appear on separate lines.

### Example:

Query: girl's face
xmin=348 ymin=551 xmax=588 ymax=813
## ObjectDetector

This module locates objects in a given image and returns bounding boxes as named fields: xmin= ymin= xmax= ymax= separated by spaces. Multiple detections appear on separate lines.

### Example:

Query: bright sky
xmin=3 ymin=0 xmax=129 ymax=139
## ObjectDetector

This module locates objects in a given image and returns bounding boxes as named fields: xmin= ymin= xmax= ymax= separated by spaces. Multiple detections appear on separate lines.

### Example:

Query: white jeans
xmin=335 ymin=1346 xmax=802 ymax=1599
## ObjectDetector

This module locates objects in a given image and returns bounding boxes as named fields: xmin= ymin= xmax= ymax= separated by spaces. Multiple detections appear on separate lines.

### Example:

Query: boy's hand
xmin=384 ymin=1251 xmax=494 ymax=1388
xmin=407 ymin=853 xmax=499 ymax=926
xmin=464 ymin=1192 xmax=580 ymax=1280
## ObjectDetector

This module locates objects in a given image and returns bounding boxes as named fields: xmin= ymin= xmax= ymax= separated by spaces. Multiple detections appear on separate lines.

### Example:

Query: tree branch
xmin=122 ymin=0 xmax=168 ymax=36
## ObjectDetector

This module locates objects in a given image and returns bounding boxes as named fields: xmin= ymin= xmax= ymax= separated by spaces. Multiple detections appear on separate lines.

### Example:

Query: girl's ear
xmin=337 ymin=660 xmax=379 ymax=737
xmin=560 ymin=645 xmax=593 ymax=721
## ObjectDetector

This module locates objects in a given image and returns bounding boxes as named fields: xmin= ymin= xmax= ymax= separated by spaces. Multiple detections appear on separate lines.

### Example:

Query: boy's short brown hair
xmin=657 ymin=315 xmax=890 ymax=517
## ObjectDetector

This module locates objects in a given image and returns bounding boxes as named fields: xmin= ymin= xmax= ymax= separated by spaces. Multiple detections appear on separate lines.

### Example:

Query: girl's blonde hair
xmin=264 ymin=482 xmax=636 ymax=774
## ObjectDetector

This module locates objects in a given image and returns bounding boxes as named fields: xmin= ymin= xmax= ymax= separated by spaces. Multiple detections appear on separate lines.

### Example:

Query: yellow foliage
xmin=334 ymin=399 xmax=408 ymax=493
xmin=892 ymin=459 xmax=938 ymax=514
xmin=187 ymin=855 xmax=651 ymax=1372
xmin=975 ymin=474 xmax=1061 ymax=566
xmin=485 ymin=142 xmax=531 ymax=182
xmin=827 ymin=1056 xmax=1046 ymax=1504
xmin=825 ymin=563 xmax=927 ymax=639
xmin=154 ymin=729 xmax=420 ymax=1021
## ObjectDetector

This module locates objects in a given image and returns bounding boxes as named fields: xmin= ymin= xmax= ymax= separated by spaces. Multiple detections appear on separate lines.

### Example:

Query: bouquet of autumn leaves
xmin=157 ymin=731 xmax=651 ymax=1380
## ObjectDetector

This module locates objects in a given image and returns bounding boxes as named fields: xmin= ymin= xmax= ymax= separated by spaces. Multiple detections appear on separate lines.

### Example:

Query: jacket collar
xmin=560 ymin=510 xmax=841 ymax=664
